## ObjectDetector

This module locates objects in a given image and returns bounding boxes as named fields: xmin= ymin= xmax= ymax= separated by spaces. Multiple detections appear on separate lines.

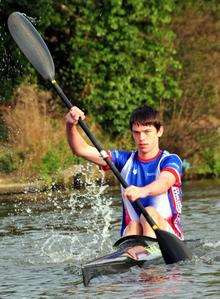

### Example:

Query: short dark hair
xmin=129 ymin=104 xmax=162 ymax=131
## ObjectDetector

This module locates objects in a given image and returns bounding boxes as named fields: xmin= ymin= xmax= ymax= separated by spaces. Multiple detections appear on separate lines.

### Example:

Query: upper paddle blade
xmin=7 ymin=12 xmax=55 ymax=81
xmin=155 ymin=229 xmax=192 ymax=264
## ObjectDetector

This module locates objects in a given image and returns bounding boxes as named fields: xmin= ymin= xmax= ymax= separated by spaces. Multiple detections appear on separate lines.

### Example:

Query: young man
xmin=66 ymin=105 xmax=183 ymax=258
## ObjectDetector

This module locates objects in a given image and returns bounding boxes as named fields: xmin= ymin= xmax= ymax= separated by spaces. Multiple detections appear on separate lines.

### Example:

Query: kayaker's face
xmin=131 ymin=123 xmax=163 ymax=158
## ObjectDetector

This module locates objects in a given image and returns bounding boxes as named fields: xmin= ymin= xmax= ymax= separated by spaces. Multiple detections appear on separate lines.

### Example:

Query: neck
xmin=138 ymin=147 xmax=160 ymax=161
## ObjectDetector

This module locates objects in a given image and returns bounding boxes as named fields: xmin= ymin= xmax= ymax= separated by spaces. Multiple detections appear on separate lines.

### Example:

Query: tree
xmin=1 ymin=0 xmax=181 ymax=135
xmin=55 ymin=0 xmax=182 ymax=134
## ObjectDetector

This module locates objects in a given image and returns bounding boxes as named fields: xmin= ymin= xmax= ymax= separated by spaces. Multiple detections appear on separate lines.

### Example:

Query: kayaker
xmin=65 ymin=104 xmax=183 ymax=259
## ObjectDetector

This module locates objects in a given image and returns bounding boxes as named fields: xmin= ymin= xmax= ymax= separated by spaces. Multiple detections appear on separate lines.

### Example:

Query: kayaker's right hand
xmin=65 ymin=106 xmax=85 ymax=126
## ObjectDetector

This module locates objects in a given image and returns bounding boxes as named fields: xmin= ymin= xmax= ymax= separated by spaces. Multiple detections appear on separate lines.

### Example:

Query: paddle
xmin=7 ymin=12 xmax=192 ymax=264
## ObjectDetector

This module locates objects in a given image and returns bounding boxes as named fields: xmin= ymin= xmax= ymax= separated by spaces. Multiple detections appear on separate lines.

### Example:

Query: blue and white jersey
xmin=108 ymin=150 xmax=184 ymax=239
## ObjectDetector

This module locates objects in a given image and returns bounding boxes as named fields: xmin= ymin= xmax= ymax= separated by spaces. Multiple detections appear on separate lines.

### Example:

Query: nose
xmin=139 ymin=132 xmax=145 ymax=141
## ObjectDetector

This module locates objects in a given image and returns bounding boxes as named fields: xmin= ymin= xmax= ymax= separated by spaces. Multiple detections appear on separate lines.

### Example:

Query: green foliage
xmin=35 ymin=140 xmax=83 ymax=182
xmin=175 ymin=0 xmax=220 ymax=17
xmin=214 ymin=157 xmax=220 ymax=177
xmin=0 ymin=0 xmax=55 ymax=102
xmin=57 ymin=0 xmax=181 ymax=134
xmin=0 ymin=152 xmax=16 ymax=173
xmin=1 ymin=0 xmax=181 ymax=134
xmin=0 ymin=118 xmax=8 ymax=142
xmin=202 ymin=149 xmax=220 ymax=177
xmin=40 ymin=150 xmax=61 ymax=177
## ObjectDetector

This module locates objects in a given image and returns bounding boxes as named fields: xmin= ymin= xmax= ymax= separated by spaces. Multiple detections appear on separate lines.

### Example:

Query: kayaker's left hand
xmin=124 ymin=185 xmax=149 ymax=202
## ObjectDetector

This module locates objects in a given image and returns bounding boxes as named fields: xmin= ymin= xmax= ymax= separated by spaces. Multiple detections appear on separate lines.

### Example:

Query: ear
xmin=157 ymin=126 xmax=164 ymax=138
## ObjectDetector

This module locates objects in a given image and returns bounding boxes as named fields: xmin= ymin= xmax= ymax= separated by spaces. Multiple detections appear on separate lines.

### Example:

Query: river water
xmin=0 ymin=179 xmax=219 ymax=298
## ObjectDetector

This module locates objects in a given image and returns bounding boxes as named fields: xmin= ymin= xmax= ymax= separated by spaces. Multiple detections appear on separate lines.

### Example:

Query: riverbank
xmin=1 ymin=164 xmax=220 ymax=200
xmin=0 ymin=162 xmax=119 ymax=198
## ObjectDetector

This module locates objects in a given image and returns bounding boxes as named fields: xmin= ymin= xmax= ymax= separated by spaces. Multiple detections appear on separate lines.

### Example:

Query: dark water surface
xmin=0 ymin=180 xmax=219 ymax=298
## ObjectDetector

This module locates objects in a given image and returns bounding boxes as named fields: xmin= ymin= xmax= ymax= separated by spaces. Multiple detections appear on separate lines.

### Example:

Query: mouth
xmin=139 ymin=143 xmax=149 ymax=147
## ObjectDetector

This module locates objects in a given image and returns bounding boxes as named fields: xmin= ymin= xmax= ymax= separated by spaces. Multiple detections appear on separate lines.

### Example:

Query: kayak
xmin=82 ymin=235 xmax=162 ymax=287
xmin=81 ymin=235 xmax=201 ymax=286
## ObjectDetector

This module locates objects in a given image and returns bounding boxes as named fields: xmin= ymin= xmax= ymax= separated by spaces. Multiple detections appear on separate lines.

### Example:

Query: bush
xmin=202 ymin=149 xmax=220 ymax=177
xmin=0 ymin=117 xmax=8 ymax=142
xmin=58 ymin=0 xmax=182 ymax=135
xmin=36 ymin=143 xmax=83 ymax=183
xmin=0 ymin=152 xmax=16 ymax=173
xmin=39 ymin=150 xmax=61 ymax=177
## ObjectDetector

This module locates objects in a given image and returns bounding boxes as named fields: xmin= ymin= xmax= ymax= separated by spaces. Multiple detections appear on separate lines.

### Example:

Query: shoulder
xmin=110 ymin=150 xmax=134 ymax=171
xmin=159 ymin=151 xmax=183 ymax=185
xmin=111 ymin=150 xmax=133 ymax=161
xmin=160 ymin=151 xmax=182 ymax=168
xmin=111 ymin=150 xmax=132 ymax=159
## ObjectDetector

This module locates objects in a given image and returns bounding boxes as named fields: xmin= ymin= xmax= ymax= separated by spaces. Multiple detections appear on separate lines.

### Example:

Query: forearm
xmin=142 ymin=175 xmax=172 ymax=197
xmin=124 ymin=171 xmax=176 ymax=201
xmin=66 ymin=123 xmax=88 ymax=155
xmin=66 ymin=123 xmax=106 ymax=166
xmin=65 ymin=106 xmax=107 ymax=166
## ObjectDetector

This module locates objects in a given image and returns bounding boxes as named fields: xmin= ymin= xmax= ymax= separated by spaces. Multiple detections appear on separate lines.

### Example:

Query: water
xmin=0 ymin=180 xmax=219 ymax=298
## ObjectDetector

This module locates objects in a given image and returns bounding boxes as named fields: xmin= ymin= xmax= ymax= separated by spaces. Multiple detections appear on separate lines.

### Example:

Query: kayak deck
xmin=82 ymin=236 xmax=162 ymax=286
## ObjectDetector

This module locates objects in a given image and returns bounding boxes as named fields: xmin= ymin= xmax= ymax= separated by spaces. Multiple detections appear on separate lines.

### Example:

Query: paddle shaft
xmin=52 ymin=80 xmax=156 ymax=228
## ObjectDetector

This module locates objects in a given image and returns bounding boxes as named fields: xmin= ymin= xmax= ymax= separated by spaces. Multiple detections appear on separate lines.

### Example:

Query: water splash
xmin=39 ymin=234 xmax=81 ymax=263
xmin=66 ymin=165 xmax=114 ymax=260
xmin=203 ymin=241 xmax=220 ymax=249
xmin=34 ymin=186 xmax=114 ymax=265
xmin=12 ymin=164 xmax=115 ymax=265
xmin=20 ymin=13 xmax=38 ymax=25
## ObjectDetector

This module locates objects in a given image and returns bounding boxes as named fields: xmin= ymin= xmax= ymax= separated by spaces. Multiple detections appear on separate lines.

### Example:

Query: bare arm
xmin=66 ymin=107 xmax=107 ymax=167
xmin=124 ymin=171 xmax=176 ymax=201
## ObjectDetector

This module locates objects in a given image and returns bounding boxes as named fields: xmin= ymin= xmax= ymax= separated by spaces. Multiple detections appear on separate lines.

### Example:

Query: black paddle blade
xmin=155 ymin=229 xmax=192 ymax=264
xmin=7 ymin=12 xmax=55 ymax=81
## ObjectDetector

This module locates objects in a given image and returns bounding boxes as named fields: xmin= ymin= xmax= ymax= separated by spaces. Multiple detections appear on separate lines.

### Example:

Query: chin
xmin=139 ymin=148 xmax=150 ymax=155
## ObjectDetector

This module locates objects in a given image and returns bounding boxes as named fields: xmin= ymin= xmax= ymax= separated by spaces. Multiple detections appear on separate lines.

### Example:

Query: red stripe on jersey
xmin=124 ymin=209 xmax=132 ymax=226
xmin=161 ymin=167 xmax=181 ymax=187
xmin=167 ymin=216 xmax=183 ymax=240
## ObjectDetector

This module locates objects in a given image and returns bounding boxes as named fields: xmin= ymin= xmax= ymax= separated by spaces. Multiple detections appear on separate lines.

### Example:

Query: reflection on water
xmin=0 ymin=179 xmax=219 ymax=298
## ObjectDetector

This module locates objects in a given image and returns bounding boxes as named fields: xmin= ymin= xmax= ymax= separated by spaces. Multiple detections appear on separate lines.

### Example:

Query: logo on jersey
xmin=132 ymin=168 xmax=138 ymax=175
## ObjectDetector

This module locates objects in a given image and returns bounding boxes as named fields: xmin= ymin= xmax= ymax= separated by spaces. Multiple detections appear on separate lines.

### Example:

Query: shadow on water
xmin=0 ymin=179 xmax=219 ymax=298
